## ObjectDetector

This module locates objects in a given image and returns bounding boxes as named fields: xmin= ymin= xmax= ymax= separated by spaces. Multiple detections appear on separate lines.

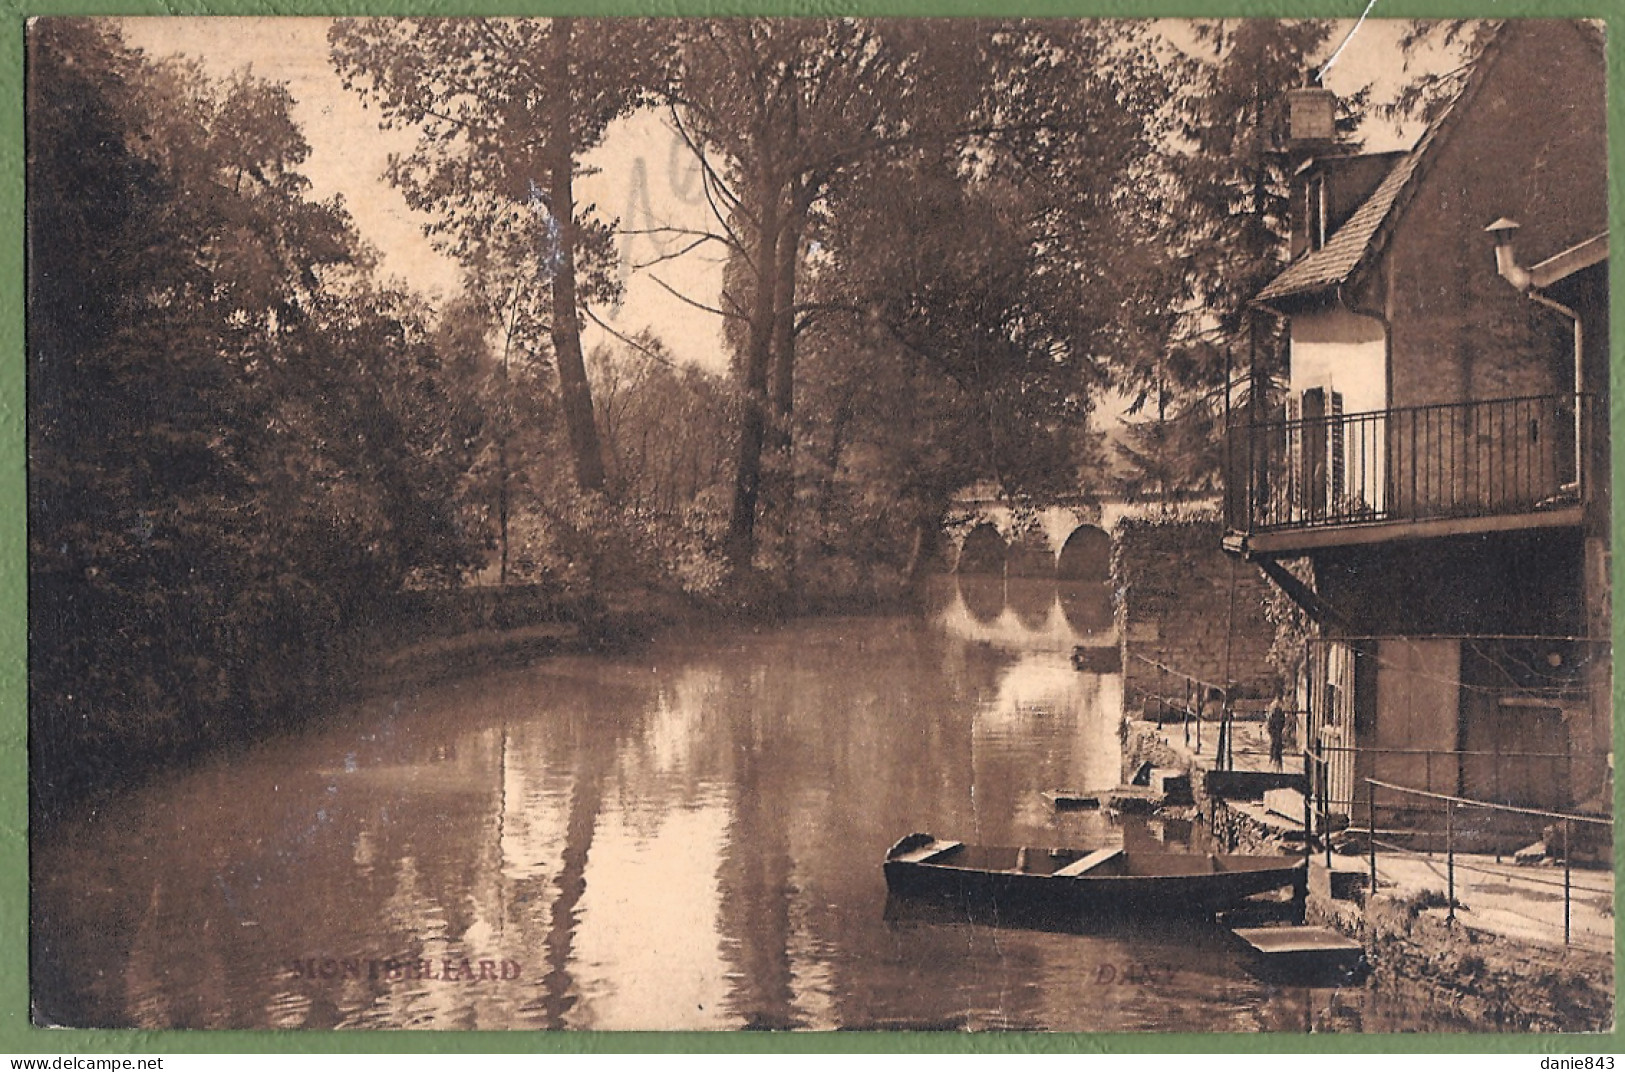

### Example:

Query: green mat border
xmin=2 ymin=0 xmax=1620 ymax=1054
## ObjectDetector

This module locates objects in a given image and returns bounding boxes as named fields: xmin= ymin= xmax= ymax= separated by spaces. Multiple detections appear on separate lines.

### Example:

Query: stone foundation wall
xmin=1113 ymin=519 xmax=1278 ymax=713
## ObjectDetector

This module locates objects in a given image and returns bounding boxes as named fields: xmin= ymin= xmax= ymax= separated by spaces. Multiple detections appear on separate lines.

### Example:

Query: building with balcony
xmin=1222 ymin=20 xmax=1610 ymax=840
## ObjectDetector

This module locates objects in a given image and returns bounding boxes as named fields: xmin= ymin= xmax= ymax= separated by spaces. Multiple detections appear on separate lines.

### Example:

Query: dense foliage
xmin=1111 ymin=20 xmax=1365 ymax=499
xmin=29 ymin=21 xmax=476 ymax=810
xmin=663 ymin=21 xmax=1178 ymax=590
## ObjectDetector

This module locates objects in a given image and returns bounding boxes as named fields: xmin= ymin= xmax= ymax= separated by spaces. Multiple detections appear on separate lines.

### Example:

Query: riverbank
xmin=347 ymin=584 xmax=678 ymax=692
xmin=1310 ymin=877 xmax=1613 ymax=1032
xmin=28 ymin=583 xmax=691 ymax=828
xmin=1124 ymin=721 xmax=1616 ymax=1032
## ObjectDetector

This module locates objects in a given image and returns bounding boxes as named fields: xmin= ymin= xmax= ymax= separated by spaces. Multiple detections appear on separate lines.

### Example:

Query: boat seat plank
xmin=1053 ymin=847 xmax=1123 ymax=877
xmin=891 ymin=840 xmax=962 ymax=864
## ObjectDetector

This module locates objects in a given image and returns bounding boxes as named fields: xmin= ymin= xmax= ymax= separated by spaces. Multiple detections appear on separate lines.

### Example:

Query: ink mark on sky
xmin=1317 ymin=0 xmax=1383 ymax=83
xmin=527 ymin=179 xmax=563 ymax=275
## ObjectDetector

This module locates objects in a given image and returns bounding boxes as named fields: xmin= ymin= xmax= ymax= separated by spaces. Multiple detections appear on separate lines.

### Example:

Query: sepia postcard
xmin=21 ymin=7 xmax=1616 ymax=1045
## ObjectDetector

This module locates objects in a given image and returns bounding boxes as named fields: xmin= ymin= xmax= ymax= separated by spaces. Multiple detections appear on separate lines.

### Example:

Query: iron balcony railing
xmin=1226 ymin=393 xmax=1594 ymax=535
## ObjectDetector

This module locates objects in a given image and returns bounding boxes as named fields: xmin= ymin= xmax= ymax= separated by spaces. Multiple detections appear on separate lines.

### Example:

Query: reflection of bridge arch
xmin=1058 ymin=581 xmax=1114 ymax=637
xmin=958 ymin=575 xmax=1005 ymax=624
xmin=1056 ymin=525 xmax=1111 ymax=582
xmin=1006 ymin=578 xmax=1054 ymax=629
xmin=933 ymin=575 xmax=1118 ymax=652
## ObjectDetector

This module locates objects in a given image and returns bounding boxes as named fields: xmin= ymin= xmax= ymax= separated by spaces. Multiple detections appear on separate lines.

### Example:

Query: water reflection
xmin=932 ymin=575 xmax=1114 ymax=653
xmin=572 ymin=803 xmax=732 ymax=1030
xmin=34 ymin=579 xmax=1442 ymax=1032
xmin=958 ymin=575 xmax=1005 ymax=624
xmin=1059 ymin=582 xmax=1115 ymax=637
xmin=1006 ymin=580 xmax=1054 ymax=631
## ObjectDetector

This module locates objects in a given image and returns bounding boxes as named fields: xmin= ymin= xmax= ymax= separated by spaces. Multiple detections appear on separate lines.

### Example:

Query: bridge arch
xmin=956 ymin=522 xmax=1007 ymax=575
xmin=1056 ymin=525 xmax=1112 ymax=582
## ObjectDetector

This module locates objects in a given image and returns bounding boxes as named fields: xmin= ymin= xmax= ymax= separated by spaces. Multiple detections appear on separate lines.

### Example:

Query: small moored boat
xmin=1070 ymin=645 xmax=1122 ymax=673
xmin=1042 ymin=785 xmax=1160 ymax=812
xmin=884 ymin=833 xmax=1305 ymax=920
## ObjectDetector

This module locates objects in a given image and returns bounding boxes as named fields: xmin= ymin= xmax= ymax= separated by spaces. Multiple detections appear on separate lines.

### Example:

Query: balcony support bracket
xmin=1253 ymin=554 xmax=1348 ymax=628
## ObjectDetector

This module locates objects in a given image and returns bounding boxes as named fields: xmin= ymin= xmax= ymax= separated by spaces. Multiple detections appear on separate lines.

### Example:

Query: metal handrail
xmin=1129 ymin=654 xmax=1255 ymax=767
xmin=1315 ymin=744 xmax=1580 ymax=761
xmin=1364 ymin=777 xmax=1610 ymax=827
xmin=1357 ymin=776 xmax=1608 ymax=945
xmin=1303 ymin=741 xmax=1602 ymax=817
xmin=1128 ymin=652 xmax=1227 ymax=695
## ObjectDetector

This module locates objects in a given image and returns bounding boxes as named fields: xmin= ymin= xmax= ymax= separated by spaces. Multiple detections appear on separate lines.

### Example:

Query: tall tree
xmin=1172 ymin=21 xmax=1356 ymax=347
xmin=1109 ymin=20 xmax=1368 ymax=494
xmin=330 ymin=18 xmax=674 ymax=493
xmin=783 ymin=22 xmax=1174 ymax=578
xmin=589 ymin=336 xmax=732 ymax=518
xmin=668 ymin=20 xmax=932 ymax=572
xmin=1388 ymin=20 xmax=1499 ymax=124
xmin=432 ymin=281 xmax=562 ymax=584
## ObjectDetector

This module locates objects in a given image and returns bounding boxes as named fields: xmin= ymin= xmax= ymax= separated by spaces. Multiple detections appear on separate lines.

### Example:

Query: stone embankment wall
xmin=1312 ymin=892 xmax=1614 ymax=1032
xmin=1112 ymin=519 xmax=1278 ymax=713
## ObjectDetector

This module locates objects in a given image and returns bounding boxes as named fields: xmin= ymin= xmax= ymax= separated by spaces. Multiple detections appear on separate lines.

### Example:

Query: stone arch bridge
xmin=943 ymin=495 xmax=1145 ymax=581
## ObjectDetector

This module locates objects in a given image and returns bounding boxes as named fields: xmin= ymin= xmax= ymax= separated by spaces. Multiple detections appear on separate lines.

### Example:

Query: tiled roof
xmin=1252 ymin=140 xmax=1430 ymax=304
xmin=1252 ymin=25 xmax=1512 ymax=306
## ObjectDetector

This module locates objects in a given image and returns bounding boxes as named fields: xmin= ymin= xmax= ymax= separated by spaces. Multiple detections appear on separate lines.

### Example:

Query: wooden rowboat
xmin=884 ymin=833 xmax=1306 ymax=920
xmin=1042 ymin=785 xmax=1159 ymax=811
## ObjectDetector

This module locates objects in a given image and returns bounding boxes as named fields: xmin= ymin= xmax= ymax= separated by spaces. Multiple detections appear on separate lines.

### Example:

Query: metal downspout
xmin=1487 ymin=218 xmax=1587 ymax=498
xmin=1524 ymin=290 xmax=1584 ymax=501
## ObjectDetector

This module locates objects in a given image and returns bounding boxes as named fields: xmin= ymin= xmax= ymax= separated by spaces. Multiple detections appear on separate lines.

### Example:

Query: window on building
xmin=1307 ymin=176 xmax=1328 ymax=250
xmin=1329 ymin=390 xmax=1345 ymax=508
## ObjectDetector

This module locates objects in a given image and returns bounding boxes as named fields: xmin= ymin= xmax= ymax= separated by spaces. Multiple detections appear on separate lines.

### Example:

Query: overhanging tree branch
xmin=648 ymin=273 xmax=750 ymax=322
xmin=582 ymin=305 xmax=681 ymax=369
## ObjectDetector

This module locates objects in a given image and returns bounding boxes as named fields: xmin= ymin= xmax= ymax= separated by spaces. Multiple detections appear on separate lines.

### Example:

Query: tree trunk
xmin=768 ymin=193 xmax=805 ymax=442
xmin=546 ymin=17 xmax=606 ymax=493
xmin=498 ymin=432 xmax=510 ymax=584
xmin=537 ymin=733 xmax=611 ymax=1029
xmin=817 ymin=399 xmax=851 ymax=529
xmin=725 ymin=178 xmax=784 ymax=571
xmin=764 ymin=191 xmax=807 ymax=588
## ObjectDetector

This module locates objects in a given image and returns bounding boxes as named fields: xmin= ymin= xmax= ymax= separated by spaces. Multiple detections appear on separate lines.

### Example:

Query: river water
xmin=33 ymin=577 xmax=1457 ymax=1033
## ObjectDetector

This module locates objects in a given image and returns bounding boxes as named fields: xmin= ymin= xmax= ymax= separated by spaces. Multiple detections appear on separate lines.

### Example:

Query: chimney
xmin=1284 ymin=86 xmax=1337 ymax=148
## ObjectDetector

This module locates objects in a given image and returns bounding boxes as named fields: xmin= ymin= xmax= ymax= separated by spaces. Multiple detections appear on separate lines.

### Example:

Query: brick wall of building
xmin=1368 ymin=21 xmax=1607 ymax=412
